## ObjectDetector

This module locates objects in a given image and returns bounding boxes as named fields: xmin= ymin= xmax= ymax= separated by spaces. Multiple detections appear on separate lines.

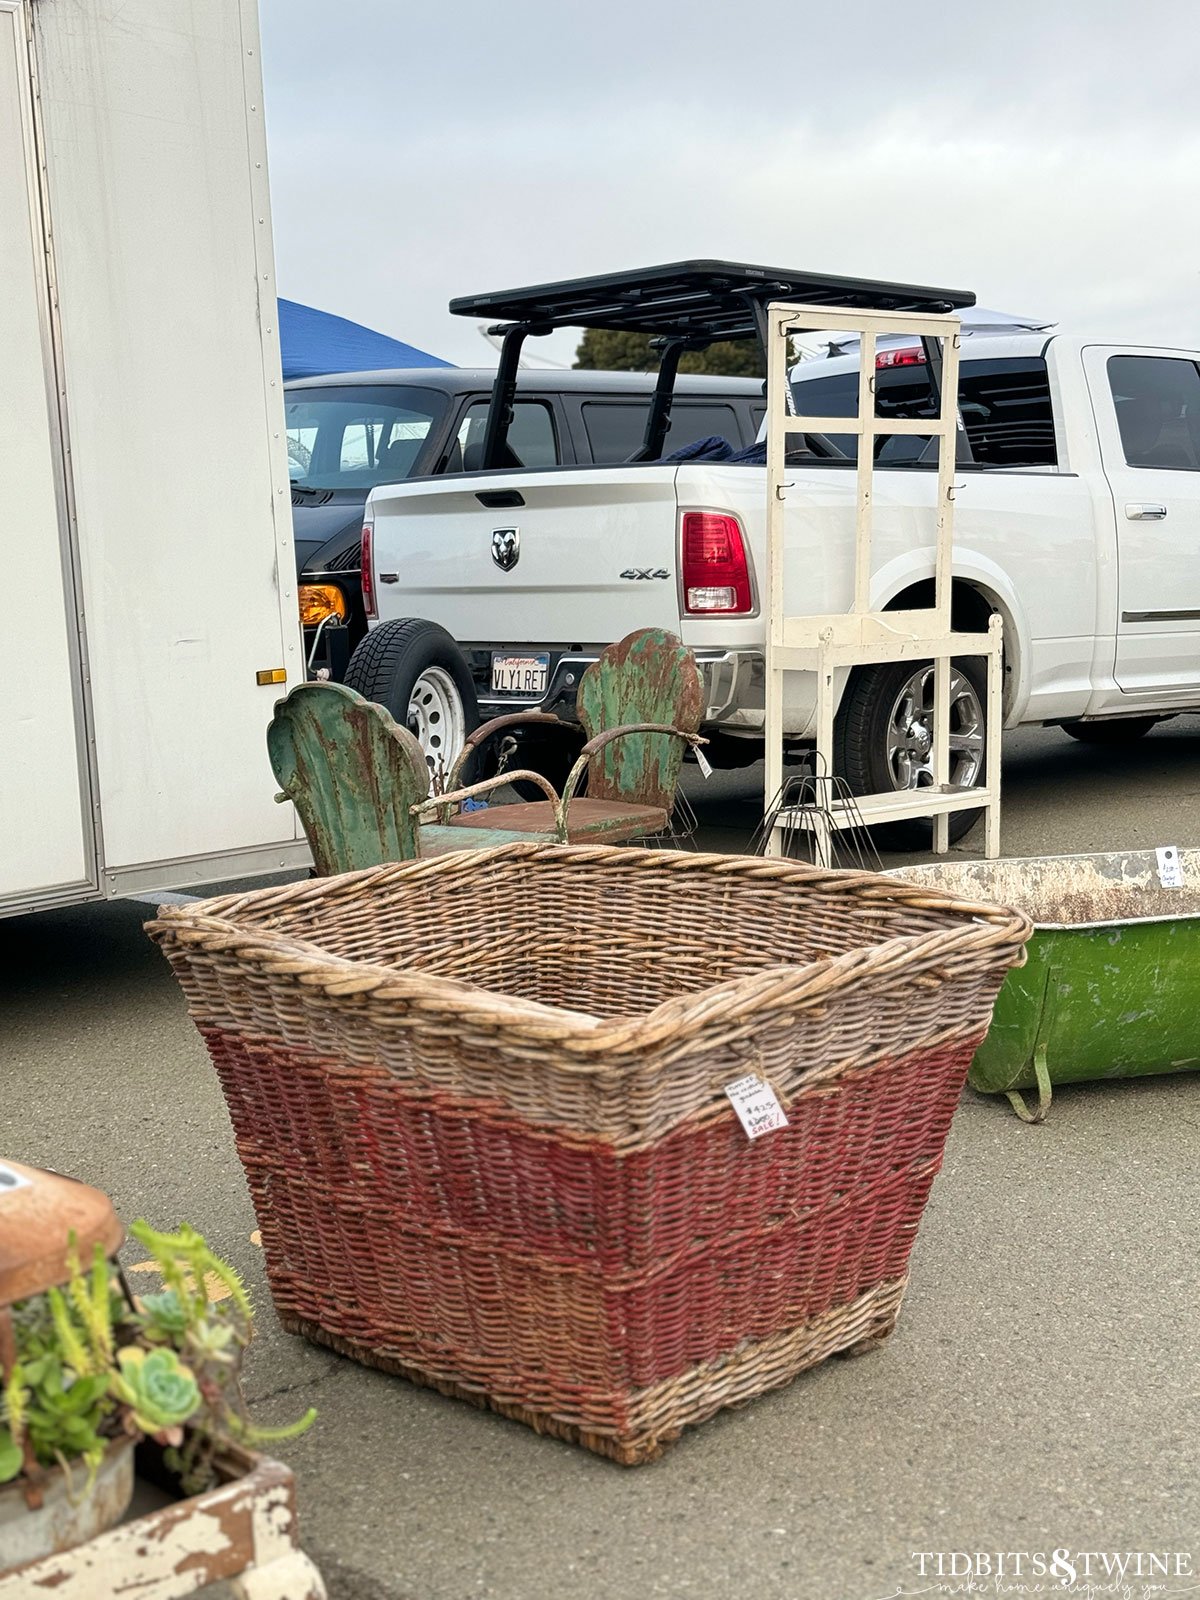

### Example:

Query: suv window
xmin=1108 ymin=355 xmax=1200 ymax=470
xmin=582 ymin=400 xmax=743 ymax=462
xmin=456 ymin=400 xmax=559 ymax=469
xmin=285 ymin=385 xmax=448 ymax=489
xmin=789 ymin=356 xmax=1058 ymax=468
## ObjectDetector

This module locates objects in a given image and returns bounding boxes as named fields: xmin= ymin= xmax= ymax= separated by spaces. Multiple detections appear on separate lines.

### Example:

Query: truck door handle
xmin=1126 ymin=503 xmax=1167 ymax=520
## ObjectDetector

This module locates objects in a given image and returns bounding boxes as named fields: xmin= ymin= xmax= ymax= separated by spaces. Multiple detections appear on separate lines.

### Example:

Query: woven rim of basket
xmin=146 ymin=844 xmax=1032 ymax=1058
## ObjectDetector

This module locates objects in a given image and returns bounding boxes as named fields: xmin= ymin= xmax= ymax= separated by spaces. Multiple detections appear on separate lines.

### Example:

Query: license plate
xmin=490 ymin=652 xmax=550 ymax=695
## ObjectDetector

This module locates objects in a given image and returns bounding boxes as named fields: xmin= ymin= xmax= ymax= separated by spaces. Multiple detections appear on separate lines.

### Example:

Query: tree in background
xmin=574 ymin=328 xmax=766 ymax=378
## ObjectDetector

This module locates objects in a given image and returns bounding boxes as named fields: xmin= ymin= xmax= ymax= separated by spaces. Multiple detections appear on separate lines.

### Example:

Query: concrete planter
xmin=0 ymin=1434 xmax=135 ymax=1569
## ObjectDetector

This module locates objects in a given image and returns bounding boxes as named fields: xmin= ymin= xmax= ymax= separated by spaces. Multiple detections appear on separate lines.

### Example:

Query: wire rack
xmin=751 ymin=754 xmax=882 ymax=871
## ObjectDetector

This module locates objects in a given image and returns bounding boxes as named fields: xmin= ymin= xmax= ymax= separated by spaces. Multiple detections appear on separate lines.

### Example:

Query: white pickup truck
xmin=348 ymin=260 xmax=1200 ymax=843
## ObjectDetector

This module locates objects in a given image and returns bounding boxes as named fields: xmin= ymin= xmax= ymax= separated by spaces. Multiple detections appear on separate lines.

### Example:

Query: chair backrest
xmin=576 ymin=628 xmax=703 ymax=812
xmin=267 ymin=682 xmax=431 ymax=875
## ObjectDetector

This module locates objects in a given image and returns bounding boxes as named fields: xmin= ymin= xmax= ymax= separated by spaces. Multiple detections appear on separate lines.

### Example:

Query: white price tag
xmin=1156 ymin=845 xmax=1184 ymax=889
xmin=695 ymin=745 xmax=713 ymax=780
xmin=0 ymin=1163 xmax=31 ymax=1197
xmin=724 ymin=1074 xmax=789 ymax=1140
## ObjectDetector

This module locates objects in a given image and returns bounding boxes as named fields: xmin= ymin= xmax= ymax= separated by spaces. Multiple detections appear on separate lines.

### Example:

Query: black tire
xmin=1060 ymin=717 xmax=1157 ymax=745
xmin=833 ymin=657 xmax=989 ymax=850
xmin=344 ymin=618 xmax=478 ymax=784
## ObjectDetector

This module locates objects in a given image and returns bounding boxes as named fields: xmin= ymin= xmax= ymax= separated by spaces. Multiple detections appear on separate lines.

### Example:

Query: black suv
xmin=287 ymin=366 xmax=765 ymax=678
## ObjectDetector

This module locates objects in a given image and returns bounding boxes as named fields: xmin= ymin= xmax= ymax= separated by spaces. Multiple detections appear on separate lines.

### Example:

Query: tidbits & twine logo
xmin=884 ymin=1548 xmax=1199 ymax=1598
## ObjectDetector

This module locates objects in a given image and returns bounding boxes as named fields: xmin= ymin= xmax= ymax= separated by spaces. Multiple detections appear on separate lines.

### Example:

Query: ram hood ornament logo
xmin=491 ymin=528 xmax=519 ymax=571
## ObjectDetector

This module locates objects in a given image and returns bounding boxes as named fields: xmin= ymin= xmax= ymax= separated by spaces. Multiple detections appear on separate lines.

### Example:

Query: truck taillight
xmin=681 ymin=511 xmax=752 ymax=613
xmin=876 ymin=345 xmax=925 ymax=368
xmin=360 ymin=521 xmax=376 ymax=620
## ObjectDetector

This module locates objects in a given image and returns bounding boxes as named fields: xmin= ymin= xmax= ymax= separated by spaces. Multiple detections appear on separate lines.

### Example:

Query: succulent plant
xmin=126 ymin=1221 xmax=313 ymax=1490
xmin=111 ymin=1348 xmax=200 ymax=1437
xmin=3 ymin=1224 xmax=314 ymax=1500
xmin=135 ymin=1289 xmax=190 ymax=1342
xmin=0 ymin=1427 xmax=21 ymax=1484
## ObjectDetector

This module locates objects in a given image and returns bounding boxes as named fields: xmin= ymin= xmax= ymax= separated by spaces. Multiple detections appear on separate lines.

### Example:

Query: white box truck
xmin=1 ymin=0 xmax=308 ymax=917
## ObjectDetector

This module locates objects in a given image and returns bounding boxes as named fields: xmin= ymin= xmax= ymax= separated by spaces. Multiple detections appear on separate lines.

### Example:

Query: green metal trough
xmin=892 ymin=850 xmax=1200 ymax=1120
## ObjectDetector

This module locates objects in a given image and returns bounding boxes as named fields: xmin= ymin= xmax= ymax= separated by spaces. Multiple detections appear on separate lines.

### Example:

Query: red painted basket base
xmin=279 ymin=1274 xmax=907 ymax=1465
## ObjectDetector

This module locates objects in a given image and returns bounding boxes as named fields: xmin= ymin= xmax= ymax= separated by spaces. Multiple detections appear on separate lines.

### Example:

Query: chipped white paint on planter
xmin=0 ymin=1444 xmax=325 ymax=1599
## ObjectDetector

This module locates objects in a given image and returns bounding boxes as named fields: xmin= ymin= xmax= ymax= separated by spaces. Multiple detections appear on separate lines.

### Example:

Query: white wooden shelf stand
xmin=763 ymin=300 xmax=1002 ymax=861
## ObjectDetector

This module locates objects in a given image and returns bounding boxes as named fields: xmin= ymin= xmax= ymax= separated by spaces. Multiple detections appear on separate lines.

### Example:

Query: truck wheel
xmin=344 ymin=619 xmax=477 ymax=788
xmin=1061 ymin=717 xmax=1157 ymax=745
xmin=834 ymin=658 xmax=988 ymax=849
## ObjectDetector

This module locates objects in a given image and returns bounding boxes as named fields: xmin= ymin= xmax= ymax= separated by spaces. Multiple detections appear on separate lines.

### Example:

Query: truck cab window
xmin=1108 ymin=355 xmax=1200 ymax=470
xmin=958 ymin=359 xmax=1056 ymax=466
xmin=789 ymin=356 xmax=1057 ymax=468
xmin=785 ymin=368 xmax=930 ymax=464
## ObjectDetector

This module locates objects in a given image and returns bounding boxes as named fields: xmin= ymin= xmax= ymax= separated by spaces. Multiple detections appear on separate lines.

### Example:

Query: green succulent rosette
xmin=136 ymin=1288 xmax=190 ymax=1341
xmin=112 ymin=1346 xmax=200 ymax=1433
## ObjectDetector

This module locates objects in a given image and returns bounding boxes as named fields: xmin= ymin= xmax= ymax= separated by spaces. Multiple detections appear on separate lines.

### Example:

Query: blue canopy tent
xmin=278 ymin=297 xmax=452 ymax=380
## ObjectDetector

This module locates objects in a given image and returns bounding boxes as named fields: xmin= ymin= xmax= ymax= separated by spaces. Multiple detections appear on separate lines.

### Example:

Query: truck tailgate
xmin=368 ymin=468 xmax=681 ymax=642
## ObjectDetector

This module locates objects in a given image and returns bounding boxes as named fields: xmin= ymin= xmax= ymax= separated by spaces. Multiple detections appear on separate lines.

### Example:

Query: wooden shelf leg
xmin=815 ymin=647 xmax=836 ymax=865
xmin=984 ymin=616 xmax=1004 ymax=859
xmin=764 ymin=661 xmax=785 ymax=858
xmin=931 ymin=648 xmax=950 ymax=855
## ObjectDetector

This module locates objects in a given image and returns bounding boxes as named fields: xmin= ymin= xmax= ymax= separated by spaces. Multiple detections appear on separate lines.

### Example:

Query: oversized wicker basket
xmin=148 ymin=843 xmax=1030 ymax=1464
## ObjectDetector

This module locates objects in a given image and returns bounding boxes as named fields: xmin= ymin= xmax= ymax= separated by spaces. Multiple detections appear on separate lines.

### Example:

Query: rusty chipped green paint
xmin=269 ymin=684 xmax=544 ymax=871
xmin=972 ymin=917 xmax=1200 ymax=1094
xmin=576 ymin=629 xmax=702 ymax=812
xmin=893 ymin=851 xmax=1200 ymax=1114
xmin=269 ymin=635 xmax=701 ymax=873
xmin=267 ymin=682 xmax=433 ymax=875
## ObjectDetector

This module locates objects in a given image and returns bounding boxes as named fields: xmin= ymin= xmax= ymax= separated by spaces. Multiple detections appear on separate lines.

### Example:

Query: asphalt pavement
xmin=4 ymin=721 xmax=1200 ymax=1600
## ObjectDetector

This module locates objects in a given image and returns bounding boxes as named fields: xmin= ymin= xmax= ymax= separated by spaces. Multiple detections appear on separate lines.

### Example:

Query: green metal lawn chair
xmin=425 ymin=628 xmax=705 ymax=845
xmin=267 ymin=682 xmax=557 ymax=875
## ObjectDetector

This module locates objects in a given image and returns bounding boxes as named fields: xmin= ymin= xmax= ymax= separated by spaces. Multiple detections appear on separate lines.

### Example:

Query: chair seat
xmin=419 ymin=822 xmax=554 ymax=856
xmin=446 ymin=798 xmax=669 ymax=844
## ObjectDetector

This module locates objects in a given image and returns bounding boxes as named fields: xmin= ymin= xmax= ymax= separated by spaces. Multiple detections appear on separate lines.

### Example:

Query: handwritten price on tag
xmin=724 ymin=1074 xmax=789 ymax=1140
xmin=1156 ymin=845 xmax=1184 ymax=889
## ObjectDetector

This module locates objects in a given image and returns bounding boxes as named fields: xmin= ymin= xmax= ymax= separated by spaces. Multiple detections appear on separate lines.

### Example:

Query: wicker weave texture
xmin=149 ymin=843 xmax=1029 ymax=1462
xmin=281 ymin=1273 xmax=907 ymax=1465
xmin=203 ymin=1028 xmax=971 ymax=1277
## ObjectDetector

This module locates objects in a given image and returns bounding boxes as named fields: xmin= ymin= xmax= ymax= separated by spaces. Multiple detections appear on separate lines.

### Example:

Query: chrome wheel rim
xmin=884 ymin=666 xmax=984 ymax=790
xmin=406 ymin=667 xmax=466 ymax=786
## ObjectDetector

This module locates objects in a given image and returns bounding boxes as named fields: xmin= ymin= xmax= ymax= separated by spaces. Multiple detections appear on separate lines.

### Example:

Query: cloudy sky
xmin=259 ymin=0 xmax=1200 ymax=367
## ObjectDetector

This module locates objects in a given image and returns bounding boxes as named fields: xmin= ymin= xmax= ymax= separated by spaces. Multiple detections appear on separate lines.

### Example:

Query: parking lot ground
xmin=4 ymin=721 xmax=1200 ymax=1599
